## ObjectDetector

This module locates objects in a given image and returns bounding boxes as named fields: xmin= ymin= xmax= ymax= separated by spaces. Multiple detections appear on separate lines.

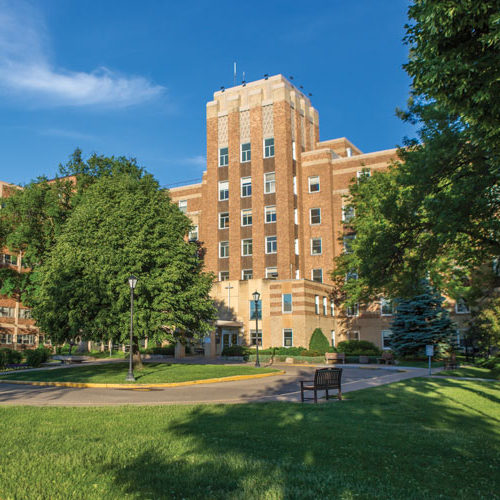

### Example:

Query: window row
xmin=218 ymin=206 xmax=276 ymax=228
xmin=219 ymin=267 xmax=278 ymax=281
xmin=218 ymin=173 xmax=275 ymax=200
xmin=0 ymin=307 xmax=32 ymax=318
xmin=0 ymin=254 xmax=17 ymax=265
xmin=218 ymin=138 xmax=275 ymax=166
xmin=313 ymin=295 xmax=335 ymax=316
xmin=219 ymin=236 xmax=277 ymax=257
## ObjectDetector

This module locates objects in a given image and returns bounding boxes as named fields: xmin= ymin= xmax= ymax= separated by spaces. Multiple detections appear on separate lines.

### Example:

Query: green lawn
xmin=0 ymin=378 xmax=499 ymax=499
xmin=438 ymin=365 xmax=500 ymax=380
xmin=0 ymin=362 xmax=279 ymax=384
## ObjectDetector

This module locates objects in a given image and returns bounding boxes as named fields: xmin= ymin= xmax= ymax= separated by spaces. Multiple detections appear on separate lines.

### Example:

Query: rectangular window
xmin=242 ymin=269 xmax=253 ymax=280
xmin=357 ymin=169 xmax=371 ymax=181
xmin=250 ymin=300 xmax=262 ymax=320
xmin=295 ymin=269 xmax=300 ymax=279
xmin=219 ymin=147 xmax=229 ymax=167
xmin=349 ymin=331 xmax=360 ymax=341
xmin=242 ymin=238 xmax=253 ymax=256
xmin=455 ymin=299 xmax=470 ymax=314
xmin=310 ymin=208 xmax=321 ymax=225
xmin=266 ymin=267 xmax=278 ymax=279
xmin=381 ymin=330 xmax=392 ymax=350
xmin=0 ymin=307 xmax=14 ymax=317
xmin=264 ymin=172 xmax=276 ymax=194
xmin=264 ymin=137 xmax=275 ymax=158
xmin=218 ymin=181 xmax=229 ymax=201
xmin=19 ymin=309 xmax=32 ymax=319
xmin=330 ymin=299 xmax=335 ymax=317
xmin=17 ymin=334 xmax=35 ymax=345
xmin=294 ymin=208 xmax=298 ymax=225
xmin=346 ymin=270 xmax=358 ymax=281
xmin=294 ymin=239 xmax=299 ymax=255
xmin=380 ymin=298 xmax=394 ymax=316
xmin=188 ymin=225 xmax=198 ymax=241
xmin=314 ymin=295 xmax=319 ymax=315
xmin=323 ymin=297 xmax=327 ymax=316
xmin=219 ymin=212 xmax=229 ymax=229
xmin=241 ymin=142 xmax=251 ymax=163
xmin=0 ymin=333 xmax=13 ymax=344
xmin=311 ymin=238 xmax=322 ymax=255
xmin=219 ymin=241 xmax=229 ymax=258
xmin=241 ymin=177 xmax=252 ymax=197
xmin=347 ymin=303 xmax=359 ymax=317
xmin=342 ymin=205 xmax=355 ymax=223
xmin=292 ymin=141 xmax=296 ymax=160
xmin=312 ymin=269 xmax=323 ymax=283
xmin=343 ymin=235 xmax=355 ymax=254
xmin=266 ymin=236 xmax=277 ymax=254
xmin=308 ymin=175 xmax=320 ymax=193
xmin=283 ymin=329 xmax=293 ymax=347
xmin=178 ymin=200 xmax=187 ymax=213
xmin=293 ymin=176 xmax=297 ymax=195
xmin=219 ymin=271 xmax=229 ymax=281
xmin=241 ymin=209 xmax=252 ymax=226
xmin=282 ymin=294 xmax=292 ymax=313
xmin=265 ymin=205 xmax=276 ymax=223
xmin=331 ymin=330 xmax=336 ymax=347
xmin=250 ymin=330 xmax=262 ymax=346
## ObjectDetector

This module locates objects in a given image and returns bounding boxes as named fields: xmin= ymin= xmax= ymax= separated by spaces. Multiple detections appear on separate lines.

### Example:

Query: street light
xmin=126 ymin=275 xmax=138 ymax=382
xmin=252 ymin=290 xmax=261 ymax=368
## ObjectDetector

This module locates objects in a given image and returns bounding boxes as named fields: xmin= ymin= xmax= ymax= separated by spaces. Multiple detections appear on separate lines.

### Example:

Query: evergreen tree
xmin=308 ymin=328 xmax=330 ymax=355
xmin=390 ymin=283 xmax=454 ymax=356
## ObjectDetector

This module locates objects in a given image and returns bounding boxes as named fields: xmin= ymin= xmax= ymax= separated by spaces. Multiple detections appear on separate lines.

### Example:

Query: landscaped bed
xmin=0 ymin=378 xmax=498 ymax=499
xmin=0 ymin=362 xmax=279 ymax=384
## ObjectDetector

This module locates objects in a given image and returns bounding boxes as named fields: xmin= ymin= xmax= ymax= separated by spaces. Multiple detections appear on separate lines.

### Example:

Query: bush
xmin=308 ymin=328 xmax=330 ymax=355
xmin=0 ymin=349 xmax=6 ymax=369
xmin=221 ymin=345 xmax=250 ymax=357
xmin=336 ymin=340 xmax=381 ymax=356
xmin=299 ymin=349 xmax=323 ymax=357
xmin=26 ymin=347 xmax=49 ymax=368
xmin=0 ymin=348 xmax=22 ymax=364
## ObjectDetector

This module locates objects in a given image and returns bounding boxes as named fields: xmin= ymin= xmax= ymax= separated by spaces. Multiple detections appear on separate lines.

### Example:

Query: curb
xmin=0 ymin=370 xmax=286 ymax=389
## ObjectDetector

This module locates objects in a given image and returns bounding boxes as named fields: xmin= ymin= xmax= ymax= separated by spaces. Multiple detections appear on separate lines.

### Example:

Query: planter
xmin=221 ymin=355 xmax=248 ymax=362
xmin=359 ymin=355 xmax=370 ymax=364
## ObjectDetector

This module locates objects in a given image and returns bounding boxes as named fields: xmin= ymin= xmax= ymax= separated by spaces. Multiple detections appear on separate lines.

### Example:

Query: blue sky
xmin=0 ymin=0 xmax=414 ymax=187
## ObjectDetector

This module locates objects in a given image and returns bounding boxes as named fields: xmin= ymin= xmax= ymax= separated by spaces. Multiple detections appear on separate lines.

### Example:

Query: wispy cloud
xmin=39 ymin=128 xmax=99 ymax=142
xmin=182 ymin=155 xmax=206 ymax=167
xmin=0 ymin=1 xmax=165 ymax=108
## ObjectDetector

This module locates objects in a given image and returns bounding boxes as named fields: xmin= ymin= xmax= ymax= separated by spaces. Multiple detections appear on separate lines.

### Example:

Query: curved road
xmin=0 ymin=364 xmax=431 ymax=406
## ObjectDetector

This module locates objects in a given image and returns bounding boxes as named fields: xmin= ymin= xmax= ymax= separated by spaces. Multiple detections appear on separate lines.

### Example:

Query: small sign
xmin=425 ymin=345 xmax=434 ymax=357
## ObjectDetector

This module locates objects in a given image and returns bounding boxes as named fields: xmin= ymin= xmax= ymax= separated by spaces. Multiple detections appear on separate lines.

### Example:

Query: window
xmin=283 ymin=329 xmax=293 ymax=347
xmin=312 ymin=269 xmax=323 ymax=283
xmin=342 ymin=205 xmax=355 ymax=223
xmin=295 ymin=269 xmax=300 ymax=279
xmin=19 ymin=309 xmax=32 ymax=319
xmin=346 ymin=147 xmax=353 ymax=157
xmin=314 ymin=295 xmax=320 ymax=314
xmin=311 ymin=238 xmax=322 ymax=255
xmin=178 ymin=200 xmax=187 ymax=213
xmin=0 ymin=307 xmax=14 ymax=317
xmin=380 ymin=298 xmax=394 ymax=316
xmin=250 ymin=330 xmax=262 ymax=346
xmin=343 ymin=235 xmax=355 ymax=254
xmin=282 ymin=294 xmax=292 ymax=313
xmin=219 ymin=271 xmax=229 ymax=281
xmin=294 ymin=239 xmax=299 ymax=255
xmin=241 ymin=177 xmax=252 ymax=197
xmin=219 ymin=147 xmax=229 ymax=167
xmin=242 ymin=269 xmax=253 ymax=280
xmin=265 ymin=205 xmax=276 ymax=223
xmin=218 ymin=181 xmax=229 ymax=201
xmin=347 ymin=303 xmax=359 ymax=317
xmin=17 ymin=334 xmax=35 ymax=345
xmin=188 ymin=226 xmax=198 ymax=241
xmin=310 ymin=208 xmax=321 ymax=225
xmin=293 ymin=176 xmax=297 ymax=195
xmin=357 ymin=169 xmax=371 ymax=181
xmin=349 ymin=331 xmax=360 ymax=341
xmin=219 ymin=241 xmax=229 ymax=258
xmin=308 ymin=175 xmax=320 ymax=193
xmin=264 ymin=137 xmax=275 ymax=158
xmin=455 ymin=299 xmax=470 ymax=314
xmin=0 ymin=333 xmax=13 ymax=344
xmin=242 ymin=238 xmax=253 ymax=256
xmin=330 ymin=299 xmax=335 ymax=317
xmin=241 ymin=142 xmax=251 ymax=163
xmin=331 ymin=330 xmax=336 ymax=347
xmin=292 ymin=141 xmax=296 ymax=160
xmin=264 ymin=172 xmax=275 ymax=194
xmin=294 ymin=208 xmax=298 ymax=225
xmin=219 ymin=212 xmax=229 ymax=229
xmin=266 ymin=236 xmax=277 ymax=254
xmin=241 ymin=209 xmax=252 ymax=226
xmin=323 ymin=297 xmax=327 ymax=316
xmin=250 ymin=300 xmax=262 ymax=320
xmin=346 ymin=269 xmax=358 ymax=281
xmin=381 ymin=330 xmax=393 ymax=350
xmin=266 ymin=267 xmax=278 ymax=279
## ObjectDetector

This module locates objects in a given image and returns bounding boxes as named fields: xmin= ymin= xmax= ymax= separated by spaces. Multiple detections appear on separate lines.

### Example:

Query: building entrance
xmin=221 ymin=328 xmax=238 ymax=349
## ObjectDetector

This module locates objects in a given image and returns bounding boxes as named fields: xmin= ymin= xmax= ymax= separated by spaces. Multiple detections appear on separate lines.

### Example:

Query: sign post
xmin=425 ymin=345 xmax=434 ymax=375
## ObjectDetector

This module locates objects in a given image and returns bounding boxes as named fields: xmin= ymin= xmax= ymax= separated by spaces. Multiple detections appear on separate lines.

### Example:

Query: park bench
xmin=52 ymin=355 xmax=89 ymax=364
xmin=325 ymin=352 xmax=345 ymax=364
xmin=444 ymin=353 xmax=458 ymax=370
xmin=300 ymin=368 xmax=342 ymax=403
xmin=377 ymin=352 xmax=395 ymax=365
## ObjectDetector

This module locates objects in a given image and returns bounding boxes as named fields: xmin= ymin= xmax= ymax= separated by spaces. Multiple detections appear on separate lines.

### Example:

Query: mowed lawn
xmin=0 ymin=379 xmax=499 ymax=499
xmin=0 ymin=362 xmax=279 ymax=384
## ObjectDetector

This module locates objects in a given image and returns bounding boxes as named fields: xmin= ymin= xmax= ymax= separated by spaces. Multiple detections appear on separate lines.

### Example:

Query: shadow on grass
xmin=105 ymin=378 xmax=500 ymax=499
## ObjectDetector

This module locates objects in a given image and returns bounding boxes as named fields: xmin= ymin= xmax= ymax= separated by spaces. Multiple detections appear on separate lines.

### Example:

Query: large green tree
xmin=29 ymin=169 xmax=216 ymax=363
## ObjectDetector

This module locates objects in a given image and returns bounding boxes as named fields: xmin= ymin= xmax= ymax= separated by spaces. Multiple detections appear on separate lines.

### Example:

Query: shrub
xmin=152 ymin=345 xmax=175 ymax=356
xmin=336 ymin=340 xmax=381 ymax=356
xmin=0 ymin=349 xmax=6 ymax=370
xmin=308 ymin=328 xmax=330 ymax=355
xmin=26 ymin=348 xmax=47 ymax=368
xmin=221 ymin=345 xmax=250 ymax=357
xmin=0 ymin=348 xmax=22 ymax=364
xmin=299 ymin=349 xmax=323 ymax=357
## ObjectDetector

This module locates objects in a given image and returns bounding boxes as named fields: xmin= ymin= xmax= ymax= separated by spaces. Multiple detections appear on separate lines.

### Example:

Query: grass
xmin=438 ymin=365 xmax=500 ymax=380
xmin=0 ymin=362 xmax=279 ymax=384
xmin=0 ymin=378 xmax=499 ymax=499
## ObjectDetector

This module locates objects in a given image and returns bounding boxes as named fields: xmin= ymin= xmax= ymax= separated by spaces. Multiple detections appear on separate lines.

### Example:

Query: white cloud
xmin=39 ymin=128 xmax=99 ymax=142
xmin=0 ymin=1 xmax=165 ymax=108
xmin=183 ymin=155 xmax=206 ymax=167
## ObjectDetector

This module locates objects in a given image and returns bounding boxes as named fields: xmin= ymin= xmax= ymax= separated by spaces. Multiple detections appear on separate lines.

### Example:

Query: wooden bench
xmin=52 ymin=355 xmax=89 ymax=364
xmin=300 ymin=368 xmax=342 ymax=403
xmin=325 ymin=352 xmax=345 ymax=364
xmin=444 ymin=353 xmax=458 ymax=370
xmin=377 ymin=352 xmax=395 ymax=365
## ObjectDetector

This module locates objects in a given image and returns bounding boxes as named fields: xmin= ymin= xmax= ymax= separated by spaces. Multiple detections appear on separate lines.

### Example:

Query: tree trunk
xmin=132 ymin=336 xmax=143 ymax=370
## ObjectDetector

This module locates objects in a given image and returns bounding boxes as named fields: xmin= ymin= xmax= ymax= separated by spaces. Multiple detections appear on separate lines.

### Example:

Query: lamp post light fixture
xmin=252 ymin=290 xmax=261 ymax=368
xmin=126 ymin=275 xmax=138 ymax=382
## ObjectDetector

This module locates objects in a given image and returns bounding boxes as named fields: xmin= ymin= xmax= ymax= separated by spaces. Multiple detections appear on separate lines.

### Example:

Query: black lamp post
xmin=252 ymin=290 xmax=261 ymax=367
xmin=126 ymin=275 xmax=138 ymax=382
